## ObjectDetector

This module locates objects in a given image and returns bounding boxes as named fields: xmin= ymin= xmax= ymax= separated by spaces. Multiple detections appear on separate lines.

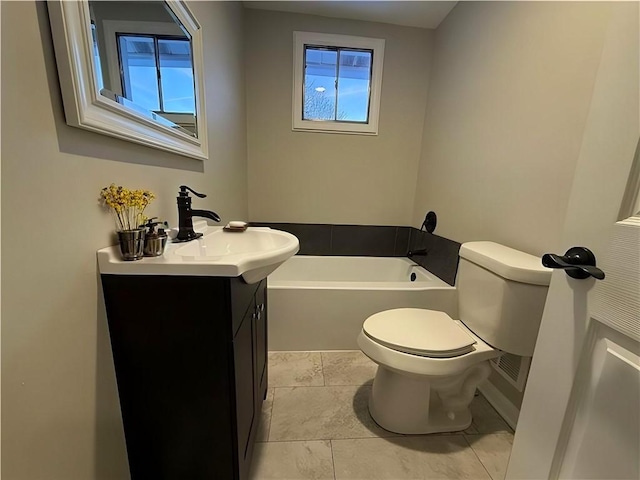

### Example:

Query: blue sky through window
xmin=304 ymin=46 xmax=371 ymax=122
xmin=118 ymin=35 xmax=195 ymax=114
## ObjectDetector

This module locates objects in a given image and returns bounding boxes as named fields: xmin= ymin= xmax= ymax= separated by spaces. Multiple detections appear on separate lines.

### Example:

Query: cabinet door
xmin=254 ymin=280 xmax=268 ymax=400
xmin=233 ymin=304 xmax=255 ymax=464
xmin=231 ymin=278 xmax=260 ymax=337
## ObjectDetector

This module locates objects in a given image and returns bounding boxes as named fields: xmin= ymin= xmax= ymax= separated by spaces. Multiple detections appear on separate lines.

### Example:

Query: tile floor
xmin=249 ymin=351 xmax=514 ymax=480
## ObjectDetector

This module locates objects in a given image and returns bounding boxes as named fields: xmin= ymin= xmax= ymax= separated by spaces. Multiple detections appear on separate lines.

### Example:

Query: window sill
xmin=292 ymin=128 xmax=378 ymax=136
xmin=292 ymin=120 xmax=378 ymax=136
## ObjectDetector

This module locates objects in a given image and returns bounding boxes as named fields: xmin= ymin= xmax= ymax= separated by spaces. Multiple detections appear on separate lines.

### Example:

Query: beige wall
xmin=412 ymin=0 xmax=617 ymax=412
xmin=412 ymin=1 xmax=612 ymax=256
xmin=509 ymin=2 xmax=639 ymax=474
xmin=1 ymin=2 xmax=247 ymax=478
xmin=245 ymin=9 xmax=433 ymax=225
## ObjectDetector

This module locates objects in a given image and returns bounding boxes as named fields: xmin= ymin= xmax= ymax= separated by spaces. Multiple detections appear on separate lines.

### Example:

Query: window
xmin=117 ymin=34 xmax=195 ymax=115
xmin=293 ymin=32 xmax=385 ymax=135
xmin=90 ymin=21 xmax=105 ymax=92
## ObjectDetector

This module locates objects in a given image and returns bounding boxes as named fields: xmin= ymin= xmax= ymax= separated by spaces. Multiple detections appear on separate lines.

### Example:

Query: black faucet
xmin=407 ymin=248 xmax=429 ymax=258
xmin=174 ymin=185 xmax=221 ymax=243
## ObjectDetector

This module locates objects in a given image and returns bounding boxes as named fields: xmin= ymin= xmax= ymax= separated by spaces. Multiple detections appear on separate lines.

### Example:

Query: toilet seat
xmin=363 ymin=308 xmax=476 ymax=358
xmin=358 ymin=309 xmax=501 ymax=377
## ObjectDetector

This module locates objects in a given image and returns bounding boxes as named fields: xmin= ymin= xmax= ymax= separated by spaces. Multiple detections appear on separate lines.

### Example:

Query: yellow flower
xmin=99 ymin=184 xmax=156 ymax=231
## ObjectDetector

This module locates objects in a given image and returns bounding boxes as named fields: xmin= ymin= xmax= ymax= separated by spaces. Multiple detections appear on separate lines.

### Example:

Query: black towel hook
xmin=542 ymin=247 xmax=605 ymax=280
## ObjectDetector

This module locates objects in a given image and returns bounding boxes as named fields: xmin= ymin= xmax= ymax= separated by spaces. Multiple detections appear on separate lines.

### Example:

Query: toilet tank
xmin=457 ymin=242 xmax=552 ymax=357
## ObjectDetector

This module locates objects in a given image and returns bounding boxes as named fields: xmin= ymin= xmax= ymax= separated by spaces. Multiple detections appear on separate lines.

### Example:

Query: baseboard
xmin=478 ymin=380 xmax=520 ymax=430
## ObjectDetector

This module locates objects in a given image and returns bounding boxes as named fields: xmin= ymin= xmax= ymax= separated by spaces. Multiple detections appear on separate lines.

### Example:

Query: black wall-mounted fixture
xmin=408 ymin=211 xmax=438 ymax=258
xmin=542 ymin=247 xmax=605 ymax=280
xmin=423 ymin=211 xmax=437 ymax=233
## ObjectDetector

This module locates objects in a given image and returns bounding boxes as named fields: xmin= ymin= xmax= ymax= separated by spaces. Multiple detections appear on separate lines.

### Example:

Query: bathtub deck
xmin=249 ymin=350 xmax=514 ymax=480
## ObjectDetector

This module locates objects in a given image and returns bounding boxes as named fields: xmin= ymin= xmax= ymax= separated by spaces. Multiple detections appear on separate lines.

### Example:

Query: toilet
xmin=358 ymin=241 xmax=552 ymax=434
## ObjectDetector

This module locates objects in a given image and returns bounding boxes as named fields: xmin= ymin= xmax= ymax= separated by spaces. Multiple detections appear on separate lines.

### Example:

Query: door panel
xmin=552 ymin=322 xmax=640 ymax=479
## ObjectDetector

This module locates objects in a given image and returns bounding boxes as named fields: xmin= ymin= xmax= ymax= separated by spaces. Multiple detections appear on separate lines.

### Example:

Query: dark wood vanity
xmin=101 ymin=274 xmax=268 ymax=480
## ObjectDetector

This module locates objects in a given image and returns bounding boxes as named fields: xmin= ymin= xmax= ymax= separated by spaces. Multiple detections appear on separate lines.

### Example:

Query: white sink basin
xmin=97 ymin=226 xmax=299 ymax=283
xmin=175 ymin=229 xmax=292 ymax=258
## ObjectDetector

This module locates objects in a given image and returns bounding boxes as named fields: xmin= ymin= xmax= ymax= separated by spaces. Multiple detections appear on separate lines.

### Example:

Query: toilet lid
xmin=363 ymin=308 xmax=476 ymax=358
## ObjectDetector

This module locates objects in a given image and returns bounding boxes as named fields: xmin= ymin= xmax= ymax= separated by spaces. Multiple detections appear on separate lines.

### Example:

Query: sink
xmin=97 ymin=226 xmax=299 ymax=283
xmin=174 ymin=228 xmax=299 ymax=282
xmin=175 ymin=229 xmax=293 ymax=258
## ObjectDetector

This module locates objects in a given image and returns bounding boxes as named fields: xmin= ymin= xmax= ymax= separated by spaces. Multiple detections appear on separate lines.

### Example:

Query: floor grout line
xmin=463 ymin=433 xmax=497 ymax=480
xmin=329 ymin=439 xmax=337 ymax=480
xmin=320 ymin=351 xmax=326 ymax=386
xmin=269 ymin=384 xmax=369 ymax=389
xmin=260 ymin=431 xmax=470 ymax=443
xmin=264 ymin=388 xmax=274 ymax=442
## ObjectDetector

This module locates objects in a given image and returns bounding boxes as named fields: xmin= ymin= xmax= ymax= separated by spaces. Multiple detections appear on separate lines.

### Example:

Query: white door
xmin=507 ymin=4 xmax=639 ymax=479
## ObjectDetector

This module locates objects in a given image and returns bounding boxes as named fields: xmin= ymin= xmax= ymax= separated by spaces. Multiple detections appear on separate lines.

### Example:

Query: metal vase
xmin=117 ymin=229 xmax=146 ymax=261
xmin=143 ymin=235 xmax=168 ymax=257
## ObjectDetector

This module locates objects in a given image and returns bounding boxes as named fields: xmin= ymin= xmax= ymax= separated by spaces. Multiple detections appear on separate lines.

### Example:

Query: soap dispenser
xmin=141 ymin=218 xmax=168 ymax=257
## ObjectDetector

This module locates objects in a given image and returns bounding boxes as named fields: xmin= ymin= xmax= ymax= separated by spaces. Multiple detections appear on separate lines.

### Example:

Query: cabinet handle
xmin=259 ymin=303 xmax=265 ymax=312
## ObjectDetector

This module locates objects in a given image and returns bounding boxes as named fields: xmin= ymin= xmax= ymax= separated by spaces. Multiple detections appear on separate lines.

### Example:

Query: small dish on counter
xmin=223 ymin=220 xmax=248 ymax=232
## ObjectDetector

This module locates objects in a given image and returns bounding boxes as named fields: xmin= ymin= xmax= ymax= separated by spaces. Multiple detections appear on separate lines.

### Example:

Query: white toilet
xmin=358 ymin=241 xmax=552 ymax=434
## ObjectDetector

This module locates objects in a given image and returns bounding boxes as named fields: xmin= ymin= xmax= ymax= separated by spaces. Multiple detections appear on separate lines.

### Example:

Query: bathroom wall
xmin=411 ymin=1 xmax=614 ymax=414
xmin=1 ymin=2 xmax=247 ymax=478
xmin=412 ymin=1 xmax=612 ymax=257
xmin=244 ymin=8 xmax=433 ymax=226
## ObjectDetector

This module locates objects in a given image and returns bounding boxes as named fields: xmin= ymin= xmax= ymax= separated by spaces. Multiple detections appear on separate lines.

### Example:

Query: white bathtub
xmin=267 ymin=256 xmax=457 ymax=351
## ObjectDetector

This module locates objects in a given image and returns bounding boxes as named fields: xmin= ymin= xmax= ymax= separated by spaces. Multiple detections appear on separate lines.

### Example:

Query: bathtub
xmin=267 ymin=256 xmax=457 ymax=351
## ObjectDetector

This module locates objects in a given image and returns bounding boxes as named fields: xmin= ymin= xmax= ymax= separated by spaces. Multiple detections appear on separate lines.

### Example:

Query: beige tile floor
xmin=250 ymin=351 xmax=514 ymax=480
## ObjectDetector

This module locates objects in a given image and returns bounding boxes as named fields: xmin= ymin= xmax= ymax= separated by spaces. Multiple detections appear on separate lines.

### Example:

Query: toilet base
xmin=368 ymin=361 xmax=492 ymax=434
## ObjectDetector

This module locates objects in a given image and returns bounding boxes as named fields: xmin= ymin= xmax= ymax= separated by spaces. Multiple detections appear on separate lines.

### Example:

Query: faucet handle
xmin=179 ymin=185 xmax=206 ymax=198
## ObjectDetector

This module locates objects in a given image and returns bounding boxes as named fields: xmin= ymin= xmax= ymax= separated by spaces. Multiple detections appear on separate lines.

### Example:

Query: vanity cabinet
xmin=101 ymin=274 xmax=268 ymax=480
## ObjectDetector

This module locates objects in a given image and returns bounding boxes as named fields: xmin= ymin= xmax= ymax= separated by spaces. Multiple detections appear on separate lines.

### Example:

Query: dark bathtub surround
xmin=331 ymin=225 xmax=407 ymax=256
xmin=408 ymin=228 xmax=461 ymax=286
xmin=250 ymin=222 xmax=411 ymax=257
xmin=250 ymin=222 xmax=461 ymax=286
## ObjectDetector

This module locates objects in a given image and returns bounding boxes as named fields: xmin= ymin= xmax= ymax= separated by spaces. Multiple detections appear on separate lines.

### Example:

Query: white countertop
xmin=97 ymin=224 xmax=300 ymax=283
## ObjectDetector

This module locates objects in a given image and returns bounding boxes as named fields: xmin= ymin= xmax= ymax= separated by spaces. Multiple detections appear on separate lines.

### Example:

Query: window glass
xmin=337 ymin=50 xmax=371 ymax=122
xmin=91 ymin=22 xmax=105 ymax=91
xmin=118 ymin=35 xmax=160 ymax=112
xmin=304 ymin=47 xmax=337 ymax=121
xmin=303 ymin=46 xmax=372 ymax=123
xmin=117 ymin=35 xmax=194 ymax=114
xmin=158 ymin=38 xmax=195 ymax=113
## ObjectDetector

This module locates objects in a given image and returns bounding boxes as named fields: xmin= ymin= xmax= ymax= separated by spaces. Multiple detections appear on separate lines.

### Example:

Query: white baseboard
xmin=478 ymin=380 xmax=520 ymax=430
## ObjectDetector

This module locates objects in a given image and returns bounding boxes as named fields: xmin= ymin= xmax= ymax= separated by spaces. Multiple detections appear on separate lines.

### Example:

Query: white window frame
xmin=292 ymin=31 xmax=385 ymax=135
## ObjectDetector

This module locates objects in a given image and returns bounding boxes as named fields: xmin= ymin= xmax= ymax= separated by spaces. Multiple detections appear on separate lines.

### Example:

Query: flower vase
xmin=117 ymin=229 xmax=146 ymax=261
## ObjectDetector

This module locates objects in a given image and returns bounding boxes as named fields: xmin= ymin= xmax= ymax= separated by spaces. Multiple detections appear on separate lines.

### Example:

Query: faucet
xmin=407 ymin=248 xmax=429 ymax=258
xmin=174 ymin=185 xmax=221 ymax=243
